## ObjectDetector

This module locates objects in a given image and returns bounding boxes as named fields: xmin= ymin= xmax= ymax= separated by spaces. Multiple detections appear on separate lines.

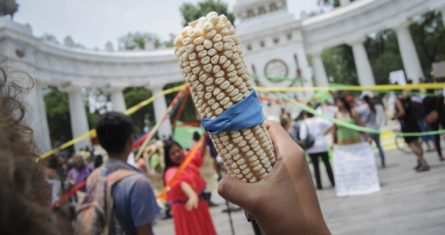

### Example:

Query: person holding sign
xmin=331 ymin=97 xmax=380 ymax=196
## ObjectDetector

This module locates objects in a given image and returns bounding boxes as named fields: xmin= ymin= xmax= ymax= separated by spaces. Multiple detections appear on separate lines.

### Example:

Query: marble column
xmin=110 ymin=87 xmax=127 ymax=112
xmin=295 ymin=43 xmax=314 ymax=97
xmin=24 ymin=82 xmax=52 ymax=153
xmin=340 ymin=0 xmax=351 ymax=6
xmin=350 ymin=37 xmax=376 ymax=86
xmin=9 ymin=65 xmax=52 ymax=153
xmin=395 ymin=22 xmax=424 ymax=83
xmin=151 ymin=86 xmax=172 ymax=139
xmin=66 ymin=86 xmax=91 ymax=151
xmin=310 ymin=52 xmax=329 ymax=87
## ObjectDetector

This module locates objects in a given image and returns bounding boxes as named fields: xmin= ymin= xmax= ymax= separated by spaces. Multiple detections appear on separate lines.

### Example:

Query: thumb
xmin=218 ymin=176 xmax=258 ymax=210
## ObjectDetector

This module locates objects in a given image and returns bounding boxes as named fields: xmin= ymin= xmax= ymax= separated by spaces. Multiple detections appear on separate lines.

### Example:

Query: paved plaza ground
xmin=154 ymin=145 xmax=445 ymax=235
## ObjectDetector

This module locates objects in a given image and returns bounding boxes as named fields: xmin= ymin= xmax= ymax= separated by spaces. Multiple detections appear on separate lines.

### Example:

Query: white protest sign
xmin=333 ymin=142 xmax=380 ymax=197
xmin=389 ymin=70 xmax=406 ymax=85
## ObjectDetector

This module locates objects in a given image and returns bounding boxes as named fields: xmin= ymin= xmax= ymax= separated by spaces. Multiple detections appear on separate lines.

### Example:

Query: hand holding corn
xmin=174 ymin=12 xmax=276 ymax=183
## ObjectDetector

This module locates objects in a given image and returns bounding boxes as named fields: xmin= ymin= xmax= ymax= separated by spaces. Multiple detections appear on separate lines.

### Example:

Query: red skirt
xmin=172 ymin=199 xmax=217 ymax=235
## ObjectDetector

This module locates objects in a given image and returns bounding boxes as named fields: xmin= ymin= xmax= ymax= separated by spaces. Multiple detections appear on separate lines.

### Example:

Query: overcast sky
xmin=14 ymin=0 xmax=319 ymax=49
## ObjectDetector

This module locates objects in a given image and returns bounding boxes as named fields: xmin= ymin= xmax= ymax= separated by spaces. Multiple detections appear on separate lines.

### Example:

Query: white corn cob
xmin=174 ymin=12 xmax=276 ymax=183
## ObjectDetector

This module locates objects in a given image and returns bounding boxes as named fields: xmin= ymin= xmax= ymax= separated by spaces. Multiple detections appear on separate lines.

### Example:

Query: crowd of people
xmin=2 ymin=61 xmax=445 ymax=235
xmin=279 ymin=89 xmax=445 ymax=192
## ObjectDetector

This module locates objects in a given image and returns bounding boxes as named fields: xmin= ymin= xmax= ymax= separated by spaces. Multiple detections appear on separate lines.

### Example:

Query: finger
xmin=264 ymin=120 xmax=295 ymax=158
xmin=218 ymin=176 xmax=258 ymax=210
xmin=264 ymin=120 xmax=289 ymax=146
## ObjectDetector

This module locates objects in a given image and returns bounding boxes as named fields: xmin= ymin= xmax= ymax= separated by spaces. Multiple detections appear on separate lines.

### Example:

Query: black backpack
xmin=291 ymin=122 xmax=315 ymax=150
xmin=410 ymin=100 xmax=424 ymax=120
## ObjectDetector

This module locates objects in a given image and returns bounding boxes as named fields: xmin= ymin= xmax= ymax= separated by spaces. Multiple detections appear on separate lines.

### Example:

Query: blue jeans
xmin=370 ymin=133 xmax=386 ymax=167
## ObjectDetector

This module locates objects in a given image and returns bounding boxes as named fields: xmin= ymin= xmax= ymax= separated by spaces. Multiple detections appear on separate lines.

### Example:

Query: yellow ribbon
xmin=36 ymin=85 xmax=185 ymax=161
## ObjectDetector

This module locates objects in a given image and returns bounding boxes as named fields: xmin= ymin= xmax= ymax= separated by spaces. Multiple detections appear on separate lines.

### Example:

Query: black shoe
xmin=416 ymin=160 xmax=430 ymax=172
xmin=413 ymin=160 xmax=421 ymax=171
xmin=207 ymin=201 xmax=218 ymax=207
xmin=222 ymin=206 xmax=242 ymax=213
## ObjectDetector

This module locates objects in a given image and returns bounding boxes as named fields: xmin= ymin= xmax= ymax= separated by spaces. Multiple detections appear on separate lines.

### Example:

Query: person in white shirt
xmin=300 ymin=111 xmax=335 ymax=190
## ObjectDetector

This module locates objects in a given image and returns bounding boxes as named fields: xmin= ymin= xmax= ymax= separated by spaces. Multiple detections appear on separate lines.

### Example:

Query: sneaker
xmin=413 ymin=160 xmax=421 ymax=171
xmin=207 ymin=201 xmax=219 ymax=207
xmin=416 ymin=160 xmax=430 ymax=172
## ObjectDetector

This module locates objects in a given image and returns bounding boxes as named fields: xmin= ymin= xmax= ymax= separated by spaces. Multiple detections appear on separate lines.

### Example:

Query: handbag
xmin=300 ymin=122 xmax=315 ymax=150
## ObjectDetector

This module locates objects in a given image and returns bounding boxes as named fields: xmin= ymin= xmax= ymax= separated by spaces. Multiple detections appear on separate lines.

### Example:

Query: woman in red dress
xmin=163 ymin=140 xmax=217 ymax=235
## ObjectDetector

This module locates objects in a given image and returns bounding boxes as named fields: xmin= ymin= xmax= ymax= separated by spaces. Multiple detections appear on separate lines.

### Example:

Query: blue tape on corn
xmin=201 ymin=90 xmax=264 ymax=135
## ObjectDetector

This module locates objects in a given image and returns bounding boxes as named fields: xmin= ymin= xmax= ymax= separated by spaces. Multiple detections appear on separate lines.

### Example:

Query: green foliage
xmin=124 ymin=87 xmax=155 ymax=137
xmin=411 ymin=11 xmax=445 ymax=80
xmin=0 ymin=0 xmax=18 ymax=18
xmin=163 ymin=34 xmax=176 ymax=48
xmin=321 ymin=12 xmax=445 ymax=85
xmin=118 ymin=32 xmax=175 ymax=50
xmin=180 ymin=0 xmax=235 ymax=26
xmin=164 ymin=82 xmax=197 ymax=124
xmin=322 ymin=45 xmax=358 ymax=85
xmin=118 ymin=32 xmax=161 ymax=50
xmin=44 ymin=86 xmax=72 ymax=146
xmin=365 ymin=30 xmax=404 ymax=84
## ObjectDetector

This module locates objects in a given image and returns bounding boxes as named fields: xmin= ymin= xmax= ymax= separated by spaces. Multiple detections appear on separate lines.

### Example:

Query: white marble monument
xmin=0 ymin=0 xmax=443 ymax=153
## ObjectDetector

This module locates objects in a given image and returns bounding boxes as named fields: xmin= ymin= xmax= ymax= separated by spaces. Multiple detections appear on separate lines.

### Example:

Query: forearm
xmin=180 ymin=182 xmax=197 ymax=199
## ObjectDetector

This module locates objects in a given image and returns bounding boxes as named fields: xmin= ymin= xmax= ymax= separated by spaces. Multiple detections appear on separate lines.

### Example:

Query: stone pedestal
xmin=395 ymin=22 xmax=424 ymax=83
xmin=66 ymin=86 xmax=91 ymax=151
xmin=311 ymin=52 xmax=329 ymax=87
xmin=350 ymin=38 xmax=376 ymax=86
xmin=152 ymin=86 xmax=172 ymax=139
xmin=110 ymin=88 xmax=127 ymax=112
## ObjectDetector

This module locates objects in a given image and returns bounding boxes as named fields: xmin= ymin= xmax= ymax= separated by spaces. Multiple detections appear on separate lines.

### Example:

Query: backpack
xmin=409 ymin=100 xmax=424 ymax=121
xmin=292 ymin=122 xmax=315 ymax=150
xmin=300 ymin=121 xmax=316 ymax=150
xmin=74 ymin=167 xmax=136 ymax=235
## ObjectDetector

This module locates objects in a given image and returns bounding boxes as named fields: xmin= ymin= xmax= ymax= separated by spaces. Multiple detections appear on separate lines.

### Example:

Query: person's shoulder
xmin=122 ymin=172 xmax=149 ymax=187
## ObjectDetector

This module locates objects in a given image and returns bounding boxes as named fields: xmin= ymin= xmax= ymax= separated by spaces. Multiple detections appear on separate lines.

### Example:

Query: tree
xmin=411 ymin=11 xmax=445 ymax=80
xmin=118 ymin=32 xmax=176 ymax=51
xmin=365 ymin=30 xmax=404 ymax=84
xmin=321 ymin=12 xmax=445 ymax=85
xmin=322 ymin=45 xmax=359 ymax=85
xmin=180 ymin=0 xmax=235 ymax=26
xmin=164 ymin=82 xmax=197 ymax=124
xmin=41 ymin=34 xmax=60 ymax=44
xmin=0 ymin=0 xmax=18 ymax=18
xmin=44 ymin=86 xmax=72 ymax=146
xmin=123 ymin=87 xmax=155 ymax=137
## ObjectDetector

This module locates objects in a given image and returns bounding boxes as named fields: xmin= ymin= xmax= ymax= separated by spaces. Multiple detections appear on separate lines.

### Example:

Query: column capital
xmin=347 ymin=36 xmax=368 ymax=46
xmin=104 ymin=86 xmax=126 ymax=93
xmin=308 ymin=48 xmax=325 ymax=57
xmin=58 ymin=83 xmax=83 ymax=93
xmin=149 ymin=83 xmax=165 ymax=92
xmin=393 ymin=20 xmax=411 ymax=32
